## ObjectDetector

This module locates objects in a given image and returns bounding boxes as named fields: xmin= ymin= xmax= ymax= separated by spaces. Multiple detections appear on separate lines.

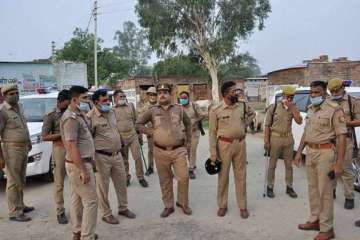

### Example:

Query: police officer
xmin=0 ymin=84 xmax=34 ymax=222
xmin=178 ymin=91 xmax=205 ymax=179
xmin=294 ymin=81 xmax=346 ymax=240
xmin=235 ymin=85 xmax=256 ymax=132
xmin=139 ymin=86 xmax=157 ymax=176
xmin=87 ymin=89 xmax=135 ymax=225
xmin=136 ymin=84 xmax=192 ymax=218
xmin=113 ymin=89 xmax=148 ymax=188
xmin=328 ymin=78 xmax=360 ymax=209
xmin=42 ymin=89 xmax=70 ymax=224
xmin=264 ymin=86 xmax=302 ymax=198
xmin=60 ymin=86 xmax=98 ymax=240
xmin=208 ymin=81 xmax=252 ymax=219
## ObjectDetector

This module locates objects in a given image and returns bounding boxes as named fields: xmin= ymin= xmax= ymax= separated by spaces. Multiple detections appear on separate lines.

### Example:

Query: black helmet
xmin=205 ymin=158 xmax=221 ymax=175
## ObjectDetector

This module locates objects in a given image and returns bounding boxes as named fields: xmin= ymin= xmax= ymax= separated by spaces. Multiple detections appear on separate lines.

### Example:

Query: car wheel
xmin=42 ymin=157 xmax=54 ymax=182
xmin=353 ymin=161 xmax=360 ymax=192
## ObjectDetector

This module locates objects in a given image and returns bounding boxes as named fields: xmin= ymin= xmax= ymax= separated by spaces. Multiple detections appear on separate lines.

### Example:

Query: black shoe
xmin=23 ymin=206 xmax=35 ymax=213
xmin=355 ymin=219 xmax=360 ymax=227
xmin=344 ymin=198 xmax=354 ymax=210
xmin=266 ymin=186 xmax=275 ymax=198
xmin=139 ymin=179 xmax=149 ymax=188
xmin=57 ymin=212 xmax=68 ymax=224
xmin=145 ymin=167 xmax=154 ymax=176
xmin=333 ymin=189 xmax=336 ymax=199
xmin=9 ymin=213 xmax=31 ymax=222
xmin=189 ymin=170 xmax=196 ymax=180
xmin=286 ymin=187 xmax=298 ymax=198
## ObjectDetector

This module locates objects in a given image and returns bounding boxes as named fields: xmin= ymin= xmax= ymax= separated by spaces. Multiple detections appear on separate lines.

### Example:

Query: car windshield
xmin=20 ymin=98 xmax=57 ymax=122
xmin=348 ymin=92 xmax=360 ymax=98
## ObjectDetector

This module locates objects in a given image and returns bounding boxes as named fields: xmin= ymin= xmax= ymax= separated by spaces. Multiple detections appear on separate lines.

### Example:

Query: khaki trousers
xmin=334 ymin=138 xmax=354 ymax=199
xmin=267 ymin=135 xmax=294 ymax=188
xmin=121 ymin=135 xmax=144 ymax=180
xmin=66 ymin=162 xmax=98 ymax=240
xmin=147 ymin=136 xmax=154 ymax=168
xmin=95 ymin=152 xmax=128 ymax=218
xmin=217 ymin=139 xmax=247 ymax=210
xmin=53 ymin=145 xmax=66 ymax=215
xmin=3 ymin=143 xmax=28 ymax=217
xmin=154 ymin=146 xmax=189 ymax=208
xmin=188 ymin=131 xmax=200 ymax=171
xmin=306 ymin=147 xmax=335 ymax=232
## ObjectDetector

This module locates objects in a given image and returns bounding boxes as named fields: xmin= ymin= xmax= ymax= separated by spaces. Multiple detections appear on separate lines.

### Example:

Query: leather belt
xmin=307 ymin=143 xmax=333 ymax=149
xmin=271 ymin=131 xmax=292 ymax=137
xmin=218 ymin=135 xmax=246 ymax=143
xmin=154 ymin=143 xmax=184 ymax=151
xmin=95 ymin=149 xmax=121 ymax=157
xmin=65 ymin=157 xmax=92 ymax=164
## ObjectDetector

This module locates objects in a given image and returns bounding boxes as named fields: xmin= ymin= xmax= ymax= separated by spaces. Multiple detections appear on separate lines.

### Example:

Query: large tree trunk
xmin=202 ymin=52 xmax=220 ymax=103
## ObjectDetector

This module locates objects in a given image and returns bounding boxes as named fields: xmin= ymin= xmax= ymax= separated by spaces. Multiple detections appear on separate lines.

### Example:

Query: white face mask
xmin=117 ymin=99 xmax=126 ymax=106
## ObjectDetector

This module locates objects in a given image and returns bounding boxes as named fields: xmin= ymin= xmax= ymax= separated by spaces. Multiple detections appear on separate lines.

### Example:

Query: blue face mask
xmin=331 ymin=95 xmax=343 ymax=101
xmin=100 ymin=104 xmax=111 ymax=113
xmin=310 ymin=96 xmax=324 ymax=106
xmin=78 ymin=102 xmax=90 ymax=112
xmin=180 ymin=98 xmax=189 ymax=105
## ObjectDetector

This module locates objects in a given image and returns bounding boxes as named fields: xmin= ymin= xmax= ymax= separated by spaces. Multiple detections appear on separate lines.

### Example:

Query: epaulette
xmin=326 ymin=99 xmax=339 ymax=108
xmin=44 ymin=109 xmax=56 ymax=116
xmin=70 ymin=112 xmax=77 ymax=119
xmin=210 ymin=102 xmax=223 ymax=112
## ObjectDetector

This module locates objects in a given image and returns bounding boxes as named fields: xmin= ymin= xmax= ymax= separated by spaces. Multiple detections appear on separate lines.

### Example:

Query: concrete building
xmin=267 ymin=55 xmax=360 ymax=86
xmin=0 ymin=60 xmax=87 ymax=95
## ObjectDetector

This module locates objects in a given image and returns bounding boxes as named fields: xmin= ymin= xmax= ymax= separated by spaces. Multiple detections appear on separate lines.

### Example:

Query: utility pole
xmin=94 ymin=0 xmax=98 ymax=88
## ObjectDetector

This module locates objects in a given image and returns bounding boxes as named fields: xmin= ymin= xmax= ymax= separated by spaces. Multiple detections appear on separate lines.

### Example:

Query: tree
xmin=136 ymin=0 xmax=271 ymax=102
xmin=113 ymin=21 xmax=152 ymax=75
xmin=56 ymin=28 xmax=131 ymax=86
xmin=154 ymin=55 xmax=208 ymax=77
xmin=219 ymin=52 xmax=261 ymax=80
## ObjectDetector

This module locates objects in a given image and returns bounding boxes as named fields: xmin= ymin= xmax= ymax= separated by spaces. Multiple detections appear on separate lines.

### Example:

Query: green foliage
xmin=56 ymin=28 xmax=132 ymax=86
xmin=153 ymin=55 xmax=208 ymax=77
xmin=113 ymin=21 xmax=152 ymax=75
xmin=219 ymin=52 xmax=261 ymax=80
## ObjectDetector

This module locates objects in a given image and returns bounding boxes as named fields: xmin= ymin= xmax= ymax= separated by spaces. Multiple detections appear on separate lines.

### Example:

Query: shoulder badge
xmin=339 ymin=116 xmax=346 ymax=123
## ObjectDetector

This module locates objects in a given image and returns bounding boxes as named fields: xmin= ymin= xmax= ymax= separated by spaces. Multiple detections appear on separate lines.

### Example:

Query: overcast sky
xmin=0 ymin=0 xmax=359 ymax=74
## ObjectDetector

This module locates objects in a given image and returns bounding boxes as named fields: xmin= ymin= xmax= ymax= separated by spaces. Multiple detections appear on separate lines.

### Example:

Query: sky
xmin=0 ymin=0 xmax=359 ymax=74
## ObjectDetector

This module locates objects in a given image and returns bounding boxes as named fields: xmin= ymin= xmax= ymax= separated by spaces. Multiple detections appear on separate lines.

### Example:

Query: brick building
xmin=267 ymin=55 xmax=360 ymax=86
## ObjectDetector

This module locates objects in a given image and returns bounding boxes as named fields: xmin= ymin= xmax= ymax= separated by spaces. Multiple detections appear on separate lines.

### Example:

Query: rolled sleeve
xmin=208 ymin=108 xmax=218 ymax=157
xmin=62 ymin=118 xmax=79 ymax=141
xmin=352 ymin=98 xmax=360 ymax=119
xmin=41 ymin=114 xmax=53 ymax=135
xmin=333 ymin=109 xmax=348 ymax=136
xmin=264 ymin=104 xmax=275 ymax=127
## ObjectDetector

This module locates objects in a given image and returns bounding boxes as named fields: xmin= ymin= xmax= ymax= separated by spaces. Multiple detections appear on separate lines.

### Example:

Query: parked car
xmin=0 ymin=91 xmax=58 ymax=181
xmin=268 ymin=86 xmax=360 ymax=191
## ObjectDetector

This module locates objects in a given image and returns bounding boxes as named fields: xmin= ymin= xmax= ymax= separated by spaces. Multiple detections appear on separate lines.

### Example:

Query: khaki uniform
xmin=331 ymin=94 xmax=360 ymax=200
xmin=138 ymin=102 xmax=156 ymax=169
xmin=304 ymin=99 xmax=347 ymax=232
xmin=42 ymin=107 xmax=66 ymax=216
xmin=87 ymin=108 xmax=128 ymax=217
xmin=0 ymin=101 xmax=31 ymax=218
xmin=137 ymin=104 xmax=192 ymax=208
xmin=60 ymin=108 xmax=97 ymax=240
xmin=113 ymin=103 xmax=144 ymax=180
xmin=182 ymin=103 xmax=205 ymax=171
xmin=209 ymin=101 xmax=253 ymax=210
xmin=264 ymin=102 xmax=296 ymax=188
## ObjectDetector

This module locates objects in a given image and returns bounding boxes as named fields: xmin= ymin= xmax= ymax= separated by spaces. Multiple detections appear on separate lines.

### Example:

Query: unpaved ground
xmin=0 ymin=133 xmax=359 ymax=240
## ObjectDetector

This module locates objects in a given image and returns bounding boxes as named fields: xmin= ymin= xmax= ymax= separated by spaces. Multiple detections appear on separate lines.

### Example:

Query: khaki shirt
xmin=264 ymin=102 xmax=294 ymax=134
xmin=239 ymin=100 xmax=256 ymax=125
xmin=331 ymin=94 xmax=360 ymax=134
xmin=182 ymin=102 xmax=205 ymax=133
xmin=42 ymin=107 xmax=63 ymax=136
xmin=138 ymin=101 xmax=156 ymax=129
xmin=87 ymin=107 xmax=122 ymax=152
xmin=113 ymin=103 xmax=137 ymax=139
xmin=208 ymin=101 xmax=248 ymax=157
xmin=0 ymin=101 xmax=30 ymax=144
xmin=60 ymin=108 xmax=95 ymax=160
xmin=304 ymin=98 xmax=347 ymax=144
xmin=136 ymin=104 xmax=192 ymax=147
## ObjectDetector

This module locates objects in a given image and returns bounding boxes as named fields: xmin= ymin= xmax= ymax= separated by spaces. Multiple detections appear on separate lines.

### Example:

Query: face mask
xmin=117 ymin=99 xmax=126 ymax=106
xmin=7 ymin=95 xmax=19 ymax=105
xmin=310 ymin=96 xmax=324 ymax=106
xmin=179 ymin=98 xmax=189 ymax=105
xmin=331 ymin=95 xmax=343 ymax=101
xmin=78 ymin=102 xmax=90 ymax=112
xmin=99 ymin=104 xmax=111 ymax=113
xmin=229 ymin=95 xmax=238 ymax=104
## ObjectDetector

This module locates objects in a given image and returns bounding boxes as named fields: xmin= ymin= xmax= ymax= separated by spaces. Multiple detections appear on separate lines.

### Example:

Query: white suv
xmin=0 ymin=91 xmax=58 ymax=181
xmin=269 ymin=86 xmax=360 ymax=191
